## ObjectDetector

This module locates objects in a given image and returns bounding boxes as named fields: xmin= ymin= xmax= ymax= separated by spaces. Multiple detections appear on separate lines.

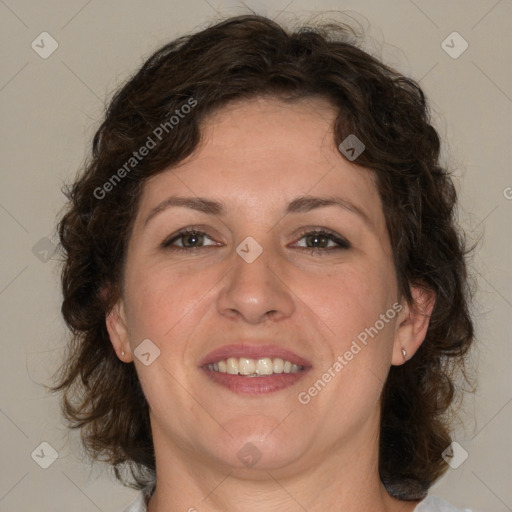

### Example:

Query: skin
xmin=107 ymin=96 xmax=435 ymax=512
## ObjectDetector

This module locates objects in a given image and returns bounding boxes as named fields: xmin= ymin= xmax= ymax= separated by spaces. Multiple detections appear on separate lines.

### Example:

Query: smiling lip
xmin=198 ymin=343 xmax=312 ymax=368
xmin=199 ymin=343 xmax=312 ymax=395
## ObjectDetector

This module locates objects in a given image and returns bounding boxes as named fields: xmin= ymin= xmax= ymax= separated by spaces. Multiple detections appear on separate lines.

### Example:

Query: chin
xmin=210 ymin=416 xmax=307 ymax=472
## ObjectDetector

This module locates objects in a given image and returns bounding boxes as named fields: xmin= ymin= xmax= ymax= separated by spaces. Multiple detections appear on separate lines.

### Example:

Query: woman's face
xmin=109 ymin=96 xmax=412 ymax=475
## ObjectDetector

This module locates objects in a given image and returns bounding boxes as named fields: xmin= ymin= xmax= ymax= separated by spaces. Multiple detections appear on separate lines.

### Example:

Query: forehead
xmin=194 ymin=95 xmax=342 ymax=170
xmin=136 ymin=96 xmax=385 ymax=233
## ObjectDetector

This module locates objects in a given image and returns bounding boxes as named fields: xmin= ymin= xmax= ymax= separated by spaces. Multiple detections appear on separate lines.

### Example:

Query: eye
xmin=293 ymin=229 xmax=350 ymax=253
xmin=160 ymin=228 xmax=350 ymax=254
xmin=161 ymin=229 xmax=217 ymax=250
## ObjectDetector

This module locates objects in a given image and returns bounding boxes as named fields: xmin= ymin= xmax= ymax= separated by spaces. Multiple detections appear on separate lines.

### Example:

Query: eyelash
xmin=161 ymin=228 xmax=351 ymax=255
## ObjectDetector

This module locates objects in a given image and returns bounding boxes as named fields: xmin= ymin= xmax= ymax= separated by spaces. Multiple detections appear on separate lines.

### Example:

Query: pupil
xmin=307 ymin=234 xmax=326 ymax=248
xmin=184 ymin=232 xmax=202 ymax=247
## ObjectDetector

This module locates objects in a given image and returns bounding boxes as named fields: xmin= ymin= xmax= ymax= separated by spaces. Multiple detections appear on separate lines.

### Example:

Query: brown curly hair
xmin=51 ymin=14 xmax=475 ymax=500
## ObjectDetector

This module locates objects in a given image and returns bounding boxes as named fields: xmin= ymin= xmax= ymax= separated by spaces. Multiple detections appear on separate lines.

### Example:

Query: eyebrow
xmin=143 ymin=194 xmax=372 ymax=228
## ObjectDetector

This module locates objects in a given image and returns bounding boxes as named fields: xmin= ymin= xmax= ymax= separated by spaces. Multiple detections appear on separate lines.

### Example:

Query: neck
xmin=145 ymin=413 xmax=419 ymax=512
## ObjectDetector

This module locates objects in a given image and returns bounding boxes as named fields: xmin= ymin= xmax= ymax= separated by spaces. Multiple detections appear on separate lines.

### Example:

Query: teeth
xmin=226 ymin=357 xmax=238 ymax=375
xmin=239 ymin=358 xmax=256 ymax=375
xmin=273 ymin=357 xmax=284 ymax=373
xmin=256 ymin=357 xmax=273 ymax=375
xmin=207 ymin=357 xmax=303 ymax=376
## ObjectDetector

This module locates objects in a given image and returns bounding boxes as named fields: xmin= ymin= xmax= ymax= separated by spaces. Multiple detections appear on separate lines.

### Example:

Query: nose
xmin=216 ymin=241 xmax=295 ymax=324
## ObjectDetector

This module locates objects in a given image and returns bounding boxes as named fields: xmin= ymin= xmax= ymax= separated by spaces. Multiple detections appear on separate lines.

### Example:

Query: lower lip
xmin=202 ymin=368 xmax=310 ymax=395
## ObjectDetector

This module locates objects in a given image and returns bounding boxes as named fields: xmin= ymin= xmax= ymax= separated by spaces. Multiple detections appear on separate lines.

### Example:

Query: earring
xmin=121 ymin=351 xmax=125 ymax=356
xmin=401 ymin=348 xmax=407 ymax=361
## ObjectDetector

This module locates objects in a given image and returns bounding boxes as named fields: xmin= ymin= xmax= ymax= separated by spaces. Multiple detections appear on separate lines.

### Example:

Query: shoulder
xmin=414 ymin=495 xmax=474 ymax=512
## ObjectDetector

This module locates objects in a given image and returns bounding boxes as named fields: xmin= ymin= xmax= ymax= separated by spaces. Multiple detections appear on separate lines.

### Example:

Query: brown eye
xmin=295 ymin=230 xmax=351 ymax=251
xmin=304 ymin=233 xmax=331 ymax=248
xmin=162 ymin=230 xmax=216 ymax=250
xmin=180 ymin=231 xmax=205 ymax=248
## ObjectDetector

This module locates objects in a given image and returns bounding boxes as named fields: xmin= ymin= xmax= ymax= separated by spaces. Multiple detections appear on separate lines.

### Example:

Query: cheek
xmin=303 ymin=266 xmax=397 ymax=424
xmin=123 ymin=260 xmax=214 ymax=345
xmin=123 ymin=266 xmax=175 ymax=343
xmin=305 ymin=260 xmax=395 ymax=335
xmin=302 ymin=263 xmax=398 ymax=413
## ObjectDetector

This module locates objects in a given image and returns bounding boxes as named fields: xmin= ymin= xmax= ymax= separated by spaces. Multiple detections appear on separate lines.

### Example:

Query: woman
xmin=52 ymin=14 xmax=475 ymax=512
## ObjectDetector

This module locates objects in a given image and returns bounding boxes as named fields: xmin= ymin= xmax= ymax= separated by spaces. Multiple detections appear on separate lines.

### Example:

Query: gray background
xmin=0 ymin=1 xmax=511 ymax=511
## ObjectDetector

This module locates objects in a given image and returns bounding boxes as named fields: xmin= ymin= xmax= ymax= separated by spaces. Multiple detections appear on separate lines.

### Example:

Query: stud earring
xmin=401 ymin=348 xmax=407 ymax=361
xmin=121 ymin=351 xmax=125 ymax=356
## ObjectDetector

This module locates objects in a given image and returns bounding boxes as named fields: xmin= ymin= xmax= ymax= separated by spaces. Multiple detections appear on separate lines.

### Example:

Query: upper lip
xmin=199 ymin=343 xmax=312 ymax=368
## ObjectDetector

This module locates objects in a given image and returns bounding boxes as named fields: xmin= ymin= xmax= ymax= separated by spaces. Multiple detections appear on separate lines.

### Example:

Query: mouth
xmin=207 ymin=357 xmax=303 ymax=376
xmin=199 ymin=344 xmax=312 ymax=395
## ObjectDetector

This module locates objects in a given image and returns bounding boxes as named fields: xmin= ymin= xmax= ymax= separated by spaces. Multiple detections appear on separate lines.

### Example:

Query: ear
xmin=392 ymin=285 xmax=435 ymax=365
xmin=106 ymin=299 xmax=133 ymax=363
